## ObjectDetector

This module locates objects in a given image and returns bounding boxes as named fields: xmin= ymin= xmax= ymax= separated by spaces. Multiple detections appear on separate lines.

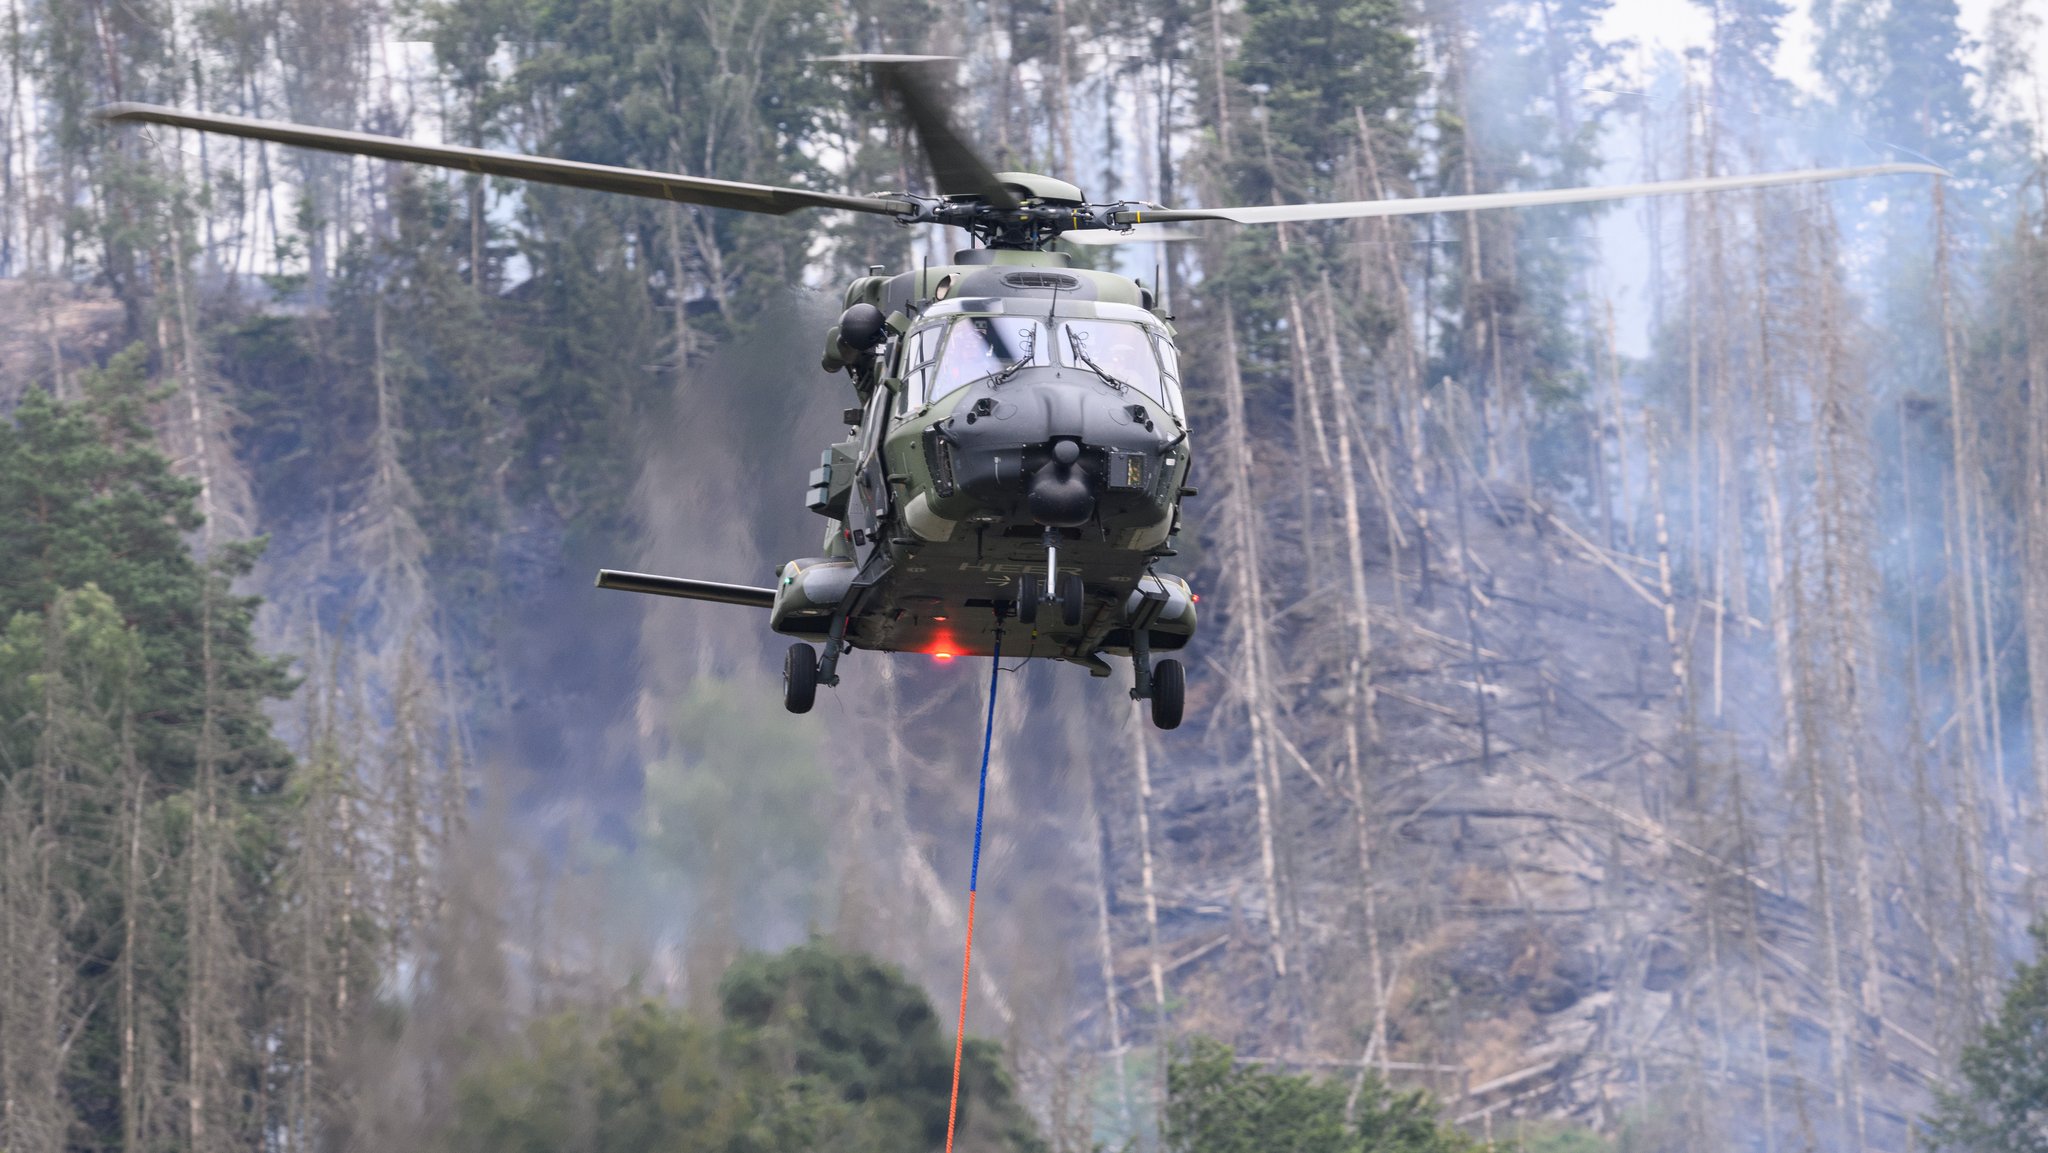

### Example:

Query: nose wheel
xmin=1015 ymin=571 xmax=1085 ymax=627
xmin=1060 ymin=573 xmax=1084 ymax=625
xmin=1019 ymin=527 xmax=1085 ymax=629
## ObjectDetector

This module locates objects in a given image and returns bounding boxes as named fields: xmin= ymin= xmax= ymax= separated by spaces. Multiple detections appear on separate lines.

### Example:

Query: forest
xmin=4 ymin=0 xmax=2048 ymax=1150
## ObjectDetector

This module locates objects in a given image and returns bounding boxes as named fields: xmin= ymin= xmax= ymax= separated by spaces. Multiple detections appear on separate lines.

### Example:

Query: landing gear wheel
xmin=783 ymin=643 xmax=819 ymax=714
xmin=1061 ymin=573 xmax=1085 ymax=627
xmin=1150 ymin=658 xmax=1185 ymax=730
xmin=1017 ymin=574 xmax=1040 ymax=625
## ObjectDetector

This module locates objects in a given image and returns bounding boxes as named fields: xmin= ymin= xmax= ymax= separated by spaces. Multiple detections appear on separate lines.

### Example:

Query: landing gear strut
xmin=785 ymin=610 xmax=852 ymax=714
xmin=1017 ymin=528 xmax=1085 ymax=627
xmin=816 ymin=609 xmax=850 ymax=685
xmin=1043 ymin=525 xmax=1060 ymax=605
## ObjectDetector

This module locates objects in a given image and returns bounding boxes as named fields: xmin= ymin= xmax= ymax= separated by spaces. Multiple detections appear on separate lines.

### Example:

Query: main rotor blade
xmin=1060 ymin=224 xmax=1201 ymax=246
xmin=822 ymin=55 xmax=1020 ymax=212
xmin=97 ymin=103 xmax=911 ymax=218
xmin=1127 ymin=162 xmax=1947 ymax=226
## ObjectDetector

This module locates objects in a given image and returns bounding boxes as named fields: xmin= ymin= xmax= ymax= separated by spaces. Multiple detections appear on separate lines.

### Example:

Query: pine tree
xmin=1929 ymin=920 xmax=2048 ymax=1152
xmin=0 ymin=348 xmax=317 ymax=1152
xmin=1164 ymin=1038 xmax=1475 ymax=1153
xmin=0 ymin=346 xmax=295 ymax=784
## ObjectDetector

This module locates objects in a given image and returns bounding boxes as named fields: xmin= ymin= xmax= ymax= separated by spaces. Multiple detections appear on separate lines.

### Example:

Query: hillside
xmin=0 ymin=1 xmax=2041 ymax=1150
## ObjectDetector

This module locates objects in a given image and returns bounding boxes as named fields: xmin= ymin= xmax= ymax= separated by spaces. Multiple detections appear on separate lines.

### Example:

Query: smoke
xmin=170 ymin=7 xmax=2048 ymax=1148
xmin=628 ymin=288 xmax=848 ymax=686
xmin=613 ymin=284 xmax=1166 ymax=1121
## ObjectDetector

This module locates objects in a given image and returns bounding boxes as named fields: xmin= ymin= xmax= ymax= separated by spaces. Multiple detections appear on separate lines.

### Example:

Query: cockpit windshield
xmin=928 ymin=317 xmax=1051 ymax=399
xmin=902 ymin=314 xmax=1178 ymax=414
xmin=1058 ymin=320 xmax=1166 ymax=405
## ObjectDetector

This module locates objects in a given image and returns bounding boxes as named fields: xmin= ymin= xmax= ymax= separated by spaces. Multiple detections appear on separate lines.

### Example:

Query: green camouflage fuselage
xmin=770 ymin=248 xmax=1198 ymax=667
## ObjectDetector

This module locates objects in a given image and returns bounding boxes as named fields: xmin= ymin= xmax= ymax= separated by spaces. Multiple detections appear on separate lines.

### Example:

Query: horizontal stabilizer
xmin=595 ymin=569 xmax=775 ymax=609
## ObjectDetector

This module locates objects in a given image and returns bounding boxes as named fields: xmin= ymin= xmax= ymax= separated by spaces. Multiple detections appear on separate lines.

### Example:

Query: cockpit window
xmin=899 ymin=323 xmax=945 ymax=412
xmin=928 ymin=317 xmax=1051 ymax=401
xmin=1153 ymin=333 xmax=1184 ymax=416
xmin=1058 ymin=320 xmax=1165 ymax=404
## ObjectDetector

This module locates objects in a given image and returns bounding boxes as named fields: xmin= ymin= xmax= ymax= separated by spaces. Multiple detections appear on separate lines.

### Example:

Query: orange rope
xmin=944 ymin=633 xmax=1003 ymax=1153
xmin=943 ymin=890 xmax=979 ymax=1153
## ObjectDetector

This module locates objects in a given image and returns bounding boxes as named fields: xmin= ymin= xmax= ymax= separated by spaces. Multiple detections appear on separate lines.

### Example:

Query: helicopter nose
xmin=1028 ymin=438 xmax=1095 ymax=527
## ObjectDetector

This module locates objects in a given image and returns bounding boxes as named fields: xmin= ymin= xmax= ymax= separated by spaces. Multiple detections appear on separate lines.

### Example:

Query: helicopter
xmin=100 ymin=57 xmax=1941 ymax=729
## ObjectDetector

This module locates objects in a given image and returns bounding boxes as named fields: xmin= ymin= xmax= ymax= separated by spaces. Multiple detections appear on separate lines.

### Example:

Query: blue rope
xmin=969 ymin=632 xmax=1001 ymax=892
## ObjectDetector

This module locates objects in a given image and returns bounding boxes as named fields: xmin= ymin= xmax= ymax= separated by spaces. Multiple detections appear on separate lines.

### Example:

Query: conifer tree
xmin=0 ymin=349 xmax=306 ymax=1152
xmin=1929 ymin=920 xmax=2048 ymax=1152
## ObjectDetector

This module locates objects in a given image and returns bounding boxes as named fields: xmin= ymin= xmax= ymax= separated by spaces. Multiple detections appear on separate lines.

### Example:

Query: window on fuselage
xmin=926 ymin=316 xmax=1050 ymax=402
xmin=1059 ymin=320 xmax=1166 ymax=405
xmin=1153 ymin=333 xmax=1184 ymax=417
xmin=898 ymin=323 xmax=945 ymax=412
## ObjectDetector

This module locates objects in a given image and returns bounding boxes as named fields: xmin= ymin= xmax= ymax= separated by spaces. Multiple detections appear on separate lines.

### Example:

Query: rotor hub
xmin=889 ymin=188 xmax=1149 ymax=251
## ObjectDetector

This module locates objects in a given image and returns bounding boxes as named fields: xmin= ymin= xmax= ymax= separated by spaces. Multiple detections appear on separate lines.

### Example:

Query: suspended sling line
xmin=944 ymin=629 xmax=1003 ymax=1153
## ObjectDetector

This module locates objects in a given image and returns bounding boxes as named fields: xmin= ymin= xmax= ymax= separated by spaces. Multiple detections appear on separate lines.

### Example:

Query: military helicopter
xmin=100 ymin=58 xmax=1940 ymax=729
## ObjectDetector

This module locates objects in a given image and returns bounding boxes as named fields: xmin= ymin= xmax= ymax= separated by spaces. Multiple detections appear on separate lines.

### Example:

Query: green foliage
xmin=1164 ymin=1037 xmax=1476 ymax=1153
xmin=507 ymin=186 xmax=665 ymax=542
xmin=342 ymin=175 xmax=532 ymax=651
xmin=1233 ymin=0 xmax=1417 ymax=181
xmin=719 ymin=943 xmax=956 ymax=1143
xmin=1702 ymin=0 xmax=1792 ymax=108
xmin=0 ymin=361 xmax=341 ymax=1150
xmin=438 ymin=941 xmax=1043 ymax=1153
xmin=1425 ymin=0 xmax=1615 ymax=442
xmin=1517 ymin=1120 xmax=1613 ymax=1153
xmin=1928 ymin=920 xmax=2048 ymax=1152
xmin=0 ymin=584 xmax=143 ymax=742
xmin=641 ymin=680 xmax=829 ymax=941
xmin=221 ymin=1 xmax=870 ymax=673
xmin=0 ymin=346 xmax=295 ymax=786
xmin=440 ymin=1005 xmax=748 ymax=1153
xmin=1856 ymin=0 xmax=1982 ymax=170
xmin=433 ymin=0 xmax=844 ymax=337
xmin=1208 ymin=0 xmax=1418 ymax=295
